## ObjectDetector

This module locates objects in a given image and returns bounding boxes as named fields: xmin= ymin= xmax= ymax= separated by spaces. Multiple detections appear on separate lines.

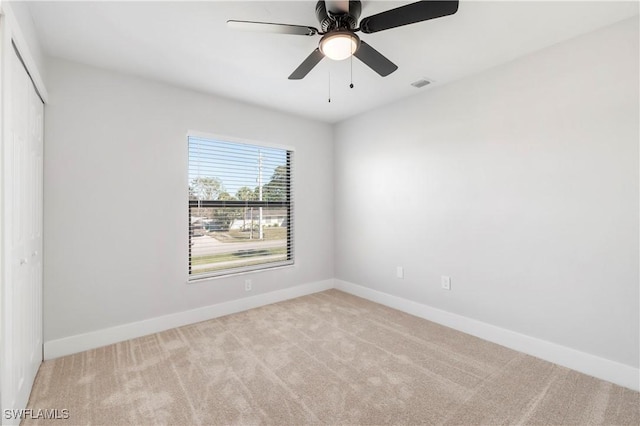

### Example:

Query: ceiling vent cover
xmin=411 ymin=78 xmax=432 ymax=88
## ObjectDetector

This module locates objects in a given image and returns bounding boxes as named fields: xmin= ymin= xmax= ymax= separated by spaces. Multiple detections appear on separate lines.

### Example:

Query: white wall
xmin=334 ymin=17 xmax=639 ymax=369
xmin=44 ymin=58 xmax=333 ymax=342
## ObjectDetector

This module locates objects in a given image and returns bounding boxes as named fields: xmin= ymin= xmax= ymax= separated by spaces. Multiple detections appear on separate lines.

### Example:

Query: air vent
xmin=411 ymin=78 xmax=432 ymax=88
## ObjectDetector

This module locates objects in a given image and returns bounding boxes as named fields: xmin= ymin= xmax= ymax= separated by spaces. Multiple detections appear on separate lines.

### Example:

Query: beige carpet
xmin=25 ymin=290 xmax=639 ymax=425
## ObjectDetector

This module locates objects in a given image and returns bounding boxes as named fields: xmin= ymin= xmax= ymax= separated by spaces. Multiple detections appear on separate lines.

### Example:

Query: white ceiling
xmin=27 ymin=1 xmax=639 ymax=123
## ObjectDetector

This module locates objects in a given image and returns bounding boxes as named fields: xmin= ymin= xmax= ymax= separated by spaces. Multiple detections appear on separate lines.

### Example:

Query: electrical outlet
xmin=396 ymin=266 xmax=404 ymax=279
xmin=441 ymin=276 xmax=451 ymax=290
xmin=245 ymin=279 xmax=252 ymax=292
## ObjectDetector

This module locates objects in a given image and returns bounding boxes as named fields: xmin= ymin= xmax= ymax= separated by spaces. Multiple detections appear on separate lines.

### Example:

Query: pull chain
xmin=350 ymin=51 xmax=354 ymax=89
xmin=328 ymin=70 xmax=331 ymax=103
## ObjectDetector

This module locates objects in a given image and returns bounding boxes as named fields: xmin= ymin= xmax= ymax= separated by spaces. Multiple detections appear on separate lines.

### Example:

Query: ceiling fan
xmin=228 ymin=0 xmax=459 ymax=80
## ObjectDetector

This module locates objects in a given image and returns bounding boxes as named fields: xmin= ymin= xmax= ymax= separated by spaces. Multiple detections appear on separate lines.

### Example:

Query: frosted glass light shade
xmin=320 ymin=32 xmax=359 ymax=61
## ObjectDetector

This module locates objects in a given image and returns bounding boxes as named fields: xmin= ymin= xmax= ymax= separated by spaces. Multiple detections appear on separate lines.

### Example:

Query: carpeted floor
xmin=25 ymin=290 xmax=639 ymax=425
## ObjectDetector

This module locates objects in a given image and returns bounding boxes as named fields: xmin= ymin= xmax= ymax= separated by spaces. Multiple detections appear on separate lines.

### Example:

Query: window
xmin=188 ymin=136 xmax=293 ymax=279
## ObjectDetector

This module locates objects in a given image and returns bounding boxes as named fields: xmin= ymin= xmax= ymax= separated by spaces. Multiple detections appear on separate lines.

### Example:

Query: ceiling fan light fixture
xmin=319 ymin=31 xmax=360 ymax=61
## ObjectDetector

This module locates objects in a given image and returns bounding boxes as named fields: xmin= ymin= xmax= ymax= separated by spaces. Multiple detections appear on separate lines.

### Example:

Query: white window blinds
xmin=188 ymin=136 xmax=294 ymax=279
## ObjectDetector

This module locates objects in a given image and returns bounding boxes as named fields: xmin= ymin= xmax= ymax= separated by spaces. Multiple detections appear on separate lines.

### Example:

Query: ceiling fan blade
xmin=359 ymin=1 xmax=459 ymax=34
xmin=353 ymin=41 xmax=397 ymax=77
xmin=227 ymin=20 xmax=318 ymax=36
xmin=289 ymin=48 xmax=325 ymax=80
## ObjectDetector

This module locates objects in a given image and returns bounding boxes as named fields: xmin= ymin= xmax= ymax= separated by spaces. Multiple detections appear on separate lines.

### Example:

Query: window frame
xmin=186 ymin=132 xmax=295 ymax=282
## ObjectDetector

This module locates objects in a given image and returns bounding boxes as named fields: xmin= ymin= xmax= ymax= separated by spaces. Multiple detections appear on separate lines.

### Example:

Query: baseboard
xmin=44 ymin=279 xmax=334 ymax=360
xmin=335 ymin=279 xmax=639 ymax=392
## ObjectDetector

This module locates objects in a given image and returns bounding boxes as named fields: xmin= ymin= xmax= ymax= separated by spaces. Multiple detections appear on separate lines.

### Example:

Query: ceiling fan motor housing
xmin=316 ymin=0 xmax=362 ymax=32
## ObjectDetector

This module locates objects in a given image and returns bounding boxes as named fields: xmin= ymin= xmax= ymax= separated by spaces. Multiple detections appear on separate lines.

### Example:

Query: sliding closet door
xmin=1 ymin=43 xmax=44 ymax=422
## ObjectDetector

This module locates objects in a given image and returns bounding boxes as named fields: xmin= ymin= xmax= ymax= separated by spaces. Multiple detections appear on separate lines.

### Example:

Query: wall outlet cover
xmin=441 ymin=276 xmax=451 ymax=290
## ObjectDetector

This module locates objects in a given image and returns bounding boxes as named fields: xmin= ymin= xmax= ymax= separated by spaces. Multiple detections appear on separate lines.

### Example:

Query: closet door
xmin=1 ymin=44 xmax=44 ymax=422
xmin=25 ymin=45 xmax=44 ymax=393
